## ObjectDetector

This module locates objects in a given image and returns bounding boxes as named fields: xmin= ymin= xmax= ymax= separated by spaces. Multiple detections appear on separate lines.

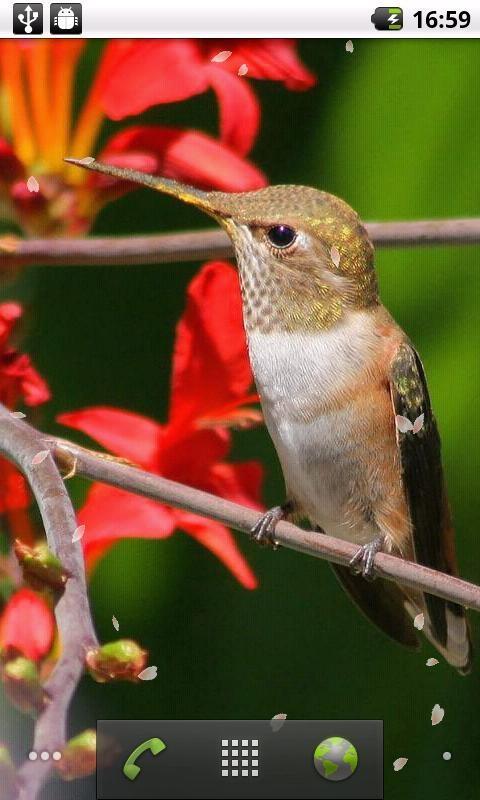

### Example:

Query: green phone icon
xmin=123 ymin=737 xmax=167 ymax=781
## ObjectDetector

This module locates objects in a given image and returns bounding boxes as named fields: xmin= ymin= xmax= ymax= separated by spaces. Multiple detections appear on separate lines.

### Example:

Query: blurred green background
xmin=1 ymin=39 xmax=479 ymax=800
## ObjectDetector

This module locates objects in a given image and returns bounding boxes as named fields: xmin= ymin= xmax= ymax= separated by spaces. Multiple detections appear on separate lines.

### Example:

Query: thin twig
xmin=1 ymin=217 xmax=480 ymax=270
xmin=1 ymin=414 xmax=479 ymax=799
xmin=52 ymin=440 xmax=480 ymax=612
xmin=0 ymin=229 xmax=232 ymax=269
xmin=367 ymin=218 xmax=480 ymax=246
xmin=0 ymin=405 xmax=98 ymax=800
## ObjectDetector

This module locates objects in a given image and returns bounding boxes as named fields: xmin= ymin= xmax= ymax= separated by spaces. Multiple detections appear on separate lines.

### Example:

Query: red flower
xmin=59 ymin=262 xmax=263 ymax=589
xmin=0 ymin=303 xmax=50 ymax=409
xmin=95 ymin=127 xmax=266 ymax=195
xmin=0 ymin=40 xmax=314 ymax=235
xmin=91 ymin=39 xmax=316 ymax=157
xmin=0 ymin=588 xmax=55 ymax=661
xmin=0 ymin=302 xmax=50 ymax=515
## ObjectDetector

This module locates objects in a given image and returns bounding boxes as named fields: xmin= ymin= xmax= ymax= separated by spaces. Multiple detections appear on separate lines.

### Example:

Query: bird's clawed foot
xmin=249 ymin=501 xmax=293 ymax=549
xmin=349 ymin=534 xmax=385 ymax=581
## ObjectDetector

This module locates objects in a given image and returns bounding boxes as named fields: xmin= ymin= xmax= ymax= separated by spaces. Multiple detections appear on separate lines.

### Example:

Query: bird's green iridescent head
xmin=65 ymin=158 xmax=379 ymax=333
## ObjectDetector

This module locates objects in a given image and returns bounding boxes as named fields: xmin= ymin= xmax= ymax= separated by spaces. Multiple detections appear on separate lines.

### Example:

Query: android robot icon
xmin=55 ymin=7 xmax=77 ymax=29
xmin=50 ymin=3 xmax=82 ymax=34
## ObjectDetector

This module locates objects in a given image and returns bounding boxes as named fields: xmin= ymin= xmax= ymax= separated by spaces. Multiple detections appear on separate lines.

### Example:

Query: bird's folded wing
xmin=389 ymin=341 xmax=459 ymax=646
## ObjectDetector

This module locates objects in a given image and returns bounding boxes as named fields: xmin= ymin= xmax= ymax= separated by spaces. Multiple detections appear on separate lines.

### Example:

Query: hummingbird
xmin=66 ymin=157 xmax=473 ymax=674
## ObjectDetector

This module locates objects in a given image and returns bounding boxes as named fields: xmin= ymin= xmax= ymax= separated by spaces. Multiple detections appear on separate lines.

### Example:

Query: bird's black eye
xmin=267 ymin=225 xmax=297 ymax=249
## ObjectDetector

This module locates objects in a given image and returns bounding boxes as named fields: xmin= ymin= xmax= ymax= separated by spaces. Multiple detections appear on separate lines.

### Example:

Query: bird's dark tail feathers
xmin=332 ymin=564 xmax=473 ymax=674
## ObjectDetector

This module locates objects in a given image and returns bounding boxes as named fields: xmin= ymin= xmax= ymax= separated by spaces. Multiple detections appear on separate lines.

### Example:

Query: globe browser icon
xmin=313 ymin=736 xmax=358 ymax=781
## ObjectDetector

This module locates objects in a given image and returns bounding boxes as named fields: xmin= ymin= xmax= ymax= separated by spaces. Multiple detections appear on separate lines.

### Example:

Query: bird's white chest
xmin=246 ymin=313 xmax=381 ymax=539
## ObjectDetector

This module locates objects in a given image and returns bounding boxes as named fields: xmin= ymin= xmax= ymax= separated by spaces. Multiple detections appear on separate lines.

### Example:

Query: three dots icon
xmin=28 ymin=751 xmax=62 ymax=762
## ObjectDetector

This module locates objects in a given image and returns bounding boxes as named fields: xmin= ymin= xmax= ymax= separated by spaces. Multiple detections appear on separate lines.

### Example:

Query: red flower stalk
xmin=59 ymin=262 xmax=263 ymax=589
xmin=0 ymin=588 xmax=55 ymax=662
xmin=0 ymin=39 xmax=315 ymax=236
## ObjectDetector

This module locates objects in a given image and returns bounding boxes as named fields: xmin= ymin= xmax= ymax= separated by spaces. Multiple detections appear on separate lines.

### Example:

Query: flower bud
xmin=14 ymin=540 xmax=70 ymax=595
xmin=53 ymin=729 xmax=96 ymax=781
xmin=86 ymin=639 xmax=147 ymax=683
xmin=2 ymin=656 xmax=49 ymax=715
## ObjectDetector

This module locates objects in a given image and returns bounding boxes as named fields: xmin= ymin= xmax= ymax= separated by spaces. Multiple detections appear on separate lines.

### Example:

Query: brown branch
xmin=52 ymin=440 xmax=480 ymax=613
xmin=366 ymin=218 xmax=480 ymax=246
xmin=2 ymin=217 xmax=480 ymax=270
xmin=0 ymin=405 xmax=98 ymax=800
xmin=2 ymin=410 xmax=480 ymax=797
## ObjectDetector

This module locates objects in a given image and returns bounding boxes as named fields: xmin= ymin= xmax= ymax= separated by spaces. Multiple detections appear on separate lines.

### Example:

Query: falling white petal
xmin=27 ymin=176 xmax=40 ymax=193
xmin=330 ymin=246 xmax=341 ymax=268
xmin=443 ymin=752 xmax=451 ymax=761
xmin=72 ymin=524 xmax=85 ymax=543
xmin=112 ymin=616 xmax=119 ymax=632
xmin=211 ymin=51 xmax=232 ymax=63
xmin=31 ymin=450 xmax=49 ymax=465
xmin=138 ymin=666 xmax=157 ymax=681
xmin=393 ymin=757 xmax=408 ymax=771
xmin=11 ymin=411 xmax=26 ymax=419
xmin=431 ymin=704 xmax=445 ymax=726
xmin=412 ymin=413 xmax=425 ymax=434
xmin=414 ymin=613 xmax=424 ymax=630
xmin=238 ymin=64 xmax=248 ymax=76
xmin=345 ymin=40 xmax=354 ymax=53
xmin=426 ymin=657 xmax=439 ymax=667
xmin=270 ymin=713 xmax=287 ymax=732
xmin=395 ymin=415 xmax=414 ymax=433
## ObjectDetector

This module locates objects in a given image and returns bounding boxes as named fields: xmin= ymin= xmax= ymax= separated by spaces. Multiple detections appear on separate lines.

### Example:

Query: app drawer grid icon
xmin=221 ymin=738 xmax=259 ymax=777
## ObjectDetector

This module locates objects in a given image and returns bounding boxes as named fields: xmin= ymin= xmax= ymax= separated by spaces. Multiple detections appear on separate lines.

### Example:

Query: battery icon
xmin=371 ymin=7 xmax=403 ymax=30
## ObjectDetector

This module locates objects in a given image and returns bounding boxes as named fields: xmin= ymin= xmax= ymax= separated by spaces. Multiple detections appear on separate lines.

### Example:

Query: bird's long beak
xmin=64 ymin=157 xmax=230 ymax=221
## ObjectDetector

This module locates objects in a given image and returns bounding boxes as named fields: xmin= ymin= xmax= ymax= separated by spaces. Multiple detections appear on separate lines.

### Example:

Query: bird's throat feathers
xmin=228 ymin=219 xmax=379 ymax=335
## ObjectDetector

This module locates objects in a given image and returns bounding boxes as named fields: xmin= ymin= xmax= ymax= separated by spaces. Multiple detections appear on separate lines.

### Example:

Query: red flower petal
xmin=97 ymin=40 xmax=208 ymax=119
xmin=88 ymin=40 xmax=138 ymax=101
xmin=175 ymin=510 xmax=257 ymax=589
xmin=0 ymin=303 xmax=50 ymax=408
xmin=58 ymin=407 xmax=162 ymax=468
xmin=100 ymin=126 xmax=266 ymax=192
xmin=0 ymin=303 xmax=22 ymax=347
xmin=96 ymin=39 xmax=315 ymax=121
xmin=207 ymin=461 xmax=264 ymax=510
xmin=205 ymin=39 xmax=316 ymax=89
xmin=86 ymin=151 xmax=158 ymax=191
xmin=196 ymin=395 xmax=262 ymax=430
xmin=0 ymin=137 xmax=24 ymax=181
xmin=77 ymin=484 xmax=176 ymax=567
xmin=205 ymin=65 xmax=260 ymax=156
xmin=0 ymin=588 xmax=55 ymax=661
xmin=0 ymin=458 xmax=30 ymax=512
xmin=158 ymin=428 xmax=231 ymax=483
xmin=19 ymin=366 xmax=50 ymax=407
xmin=1 ymin=353 xmax=51 ymax=407
xmin=169 ymin=262 xmax=253 ymax=426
